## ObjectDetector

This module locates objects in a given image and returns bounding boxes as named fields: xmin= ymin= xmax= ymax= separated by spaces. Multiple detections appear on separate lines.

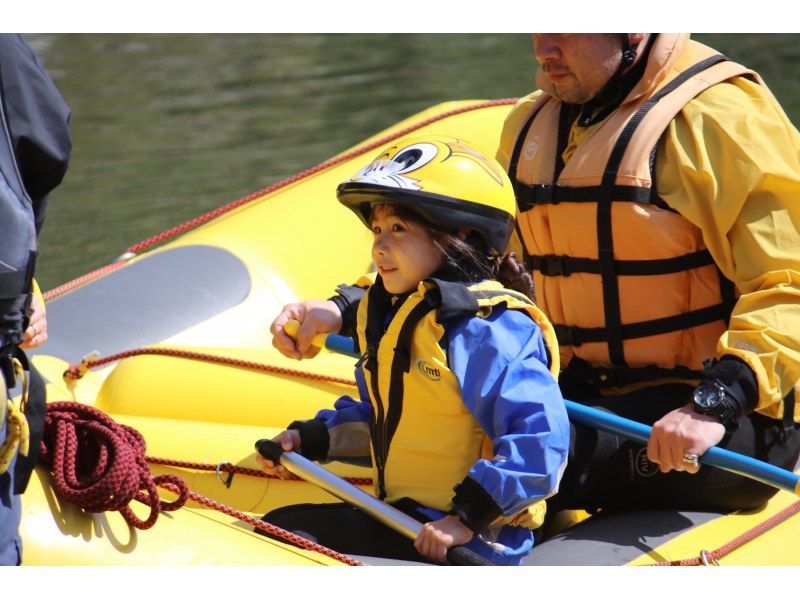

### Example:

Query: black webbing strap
xmin=11 ymin=349 xmax=44 ymax=494
xmin=469 ymin=287 xmax=534 ymax=306
xmin=596 ymin=183 xmax=625 ymax=364
xmin=508 ymin=99 xmax=548 ymax=269
xmin=596 ymin=54 xmax=729 ymax=368
xmin=602 ymin=54 xmax=730 ymax=179
xmin=553 ymin=103 xmax=579 ymax=181
xmin=516 ymin=183 xmax=657 ymax=211
xmin=717 ymin=269 xmax=737 ymax=327
xmin=561 ymin=356 xmax=702 ymax=390
xmin=531 ymin=248 xmax=715 ymax=277
xmin=509 ymin=100 xmax=547 ymax=214
xmin=781 ymin=388 xmax=796 ymax=443
xmin=554 ymin=302 xmax=729 ymax=347
xmin=428 ymin=279 xmax=481 ymax=322
xmin=383 ymin=295 xmax=438 ymax=473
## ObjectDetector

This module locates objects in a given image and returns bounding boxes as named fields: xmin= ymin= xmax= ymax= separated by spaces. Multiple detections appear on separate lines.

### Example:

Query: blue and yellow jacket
xmin=290 ymin=276 xmax=570 ymax=564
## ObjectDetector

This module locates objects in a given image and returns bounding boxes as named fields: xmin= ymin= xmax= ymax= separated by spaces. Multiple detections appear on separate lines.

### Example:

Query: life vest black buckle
xmin=554 ymin=325 xmax=581 ymax=347
xmin=514 ymin=182 xmax=536 ymax=212
xmin=539 ymin=255 xmax=570 ymax=277
xmin=515 ymin=183 xmax=557 ymax=211
xmin=533 ymin=183 xmax=557 ymax=205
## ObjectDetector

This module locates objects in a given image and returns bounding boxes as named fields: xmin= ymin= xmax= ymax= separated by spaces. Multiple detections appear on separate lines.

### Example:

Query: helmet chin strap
xmin=575 ymin=33 xmax=654 ymax=127
xmin=620 ymin=34 xmax=638 ymax=70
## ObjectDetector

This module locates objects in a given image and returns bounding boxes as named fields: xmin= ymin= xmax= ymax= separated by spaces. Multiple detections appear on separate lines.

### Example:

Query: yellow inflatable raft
xmin=22 ymin=99 xmax=800 ymax=566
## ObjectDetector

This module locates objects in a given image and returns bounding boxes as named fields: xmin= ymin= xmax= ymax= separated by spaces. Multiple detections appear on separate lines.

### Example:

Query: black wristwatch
xmin=691 ymin=381 xmax=740 ymax=429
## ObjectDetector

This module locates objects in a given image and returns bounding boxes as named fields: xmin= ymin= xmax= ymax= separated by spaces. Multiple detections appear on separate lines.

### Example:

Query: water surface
xmin=27 ymin=33 xmax=800 ymax=291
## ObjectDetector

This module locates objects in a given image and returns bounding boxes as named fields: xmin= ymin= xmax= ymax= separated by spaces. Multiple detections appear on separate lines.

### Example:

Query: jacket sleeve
xmin=289 ymin=371 xmax=373 ymax=465
xmin=327 ymin=273 xmax=375 ymax=341
xmin=657 ymin=76 xmax=800 ymax=420
xmin=446 ymin=306 xmax=570 ymax=533
xmin=0 ymin=34 xmax=72 ymax=234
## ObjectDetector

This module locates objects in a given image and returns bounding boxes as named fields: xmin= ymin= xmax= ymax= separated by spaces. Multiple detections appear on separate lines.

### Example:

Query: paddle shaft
xmin=566 ymin=401 xmax=800 ymax=495
xmin=284 ymin=320 xmax=800 ymax=496
xmin=255 ymin=439 xmax=494 ymax=565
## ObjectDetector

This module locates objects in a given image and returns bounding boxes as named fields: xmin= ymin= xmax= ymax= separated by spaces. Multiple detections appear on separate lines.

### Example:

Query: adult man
xmin=272 ymin=33 xmax=800 ymax=515
xmin=0 ymin=33 xmax=71 ymax=566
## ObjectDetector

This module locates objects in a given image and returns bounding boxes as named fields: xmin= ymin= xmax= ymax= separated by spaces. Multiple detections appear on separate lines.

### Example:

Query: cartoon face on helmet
xmin=337 ymin=136 xmax=516 ymax=254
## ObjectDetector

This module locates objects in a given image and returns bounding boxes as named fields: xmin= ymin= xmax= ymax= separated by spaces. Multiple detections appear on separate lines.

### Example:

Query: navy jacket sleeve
xmin=0 ymin=34 xmax=71 ymax=234
xmin=447 ymin=306 xmax=570 ymax=532
xmin=289 ymin=368 xmax=373 ymax=465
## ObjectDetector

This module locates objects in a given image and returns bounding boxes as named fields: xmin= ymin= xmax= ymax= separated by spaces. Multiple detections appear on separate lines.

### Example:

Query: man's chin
xmin=537 ymin=74 xmax=584 ymax=104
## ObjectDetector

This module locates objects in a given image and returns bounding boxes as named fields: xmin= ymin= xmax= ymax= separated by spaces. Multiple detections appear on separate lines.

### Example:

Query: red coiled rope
xmin=40 ymin=401 xmax=364 ymax=565
xmin=40 ymin=401 xmax=188 ymax=530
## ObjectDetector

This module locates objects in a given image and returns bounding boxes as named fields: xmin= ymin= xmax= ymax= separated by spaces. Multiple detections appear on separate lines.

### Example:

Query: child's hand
xmin=270 ymin=300 xmax=343 ymax=360
xmin=413 ymin=514 xmax=474 ymax=565
xmin=256 ymin=430 xmax=301 ymax=479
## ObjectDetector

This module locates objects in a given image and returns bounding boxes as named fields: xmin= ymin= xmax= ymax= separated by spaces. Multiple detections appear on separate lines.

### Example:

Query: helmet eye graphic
xmin=353 ymin=142 xmax=440 ymax=190
xmin=392 ymin=143 xmax=438 ymax=173
xmin=395 ymin=148 xmax=422 ymax=169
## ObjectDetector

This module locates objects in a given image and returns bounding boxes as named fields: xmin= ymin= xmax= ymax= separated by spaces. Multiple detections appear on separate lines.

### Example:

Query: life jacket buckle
xmin=533 ymin=183 xmax=556 ymax=205
xmin=554 ymin=325 xmax=581 ymax=347
xmin=514 ymin=182 xmax=536 ymax=212
xmin=540 ymin=256 xmax=569 ymax=277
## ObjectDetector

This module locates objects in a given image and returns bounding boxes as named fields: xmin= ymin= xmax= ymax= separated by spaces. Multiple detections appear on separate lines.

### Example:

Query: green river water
xmin=25 ymin=33 xmax=800 ymax=291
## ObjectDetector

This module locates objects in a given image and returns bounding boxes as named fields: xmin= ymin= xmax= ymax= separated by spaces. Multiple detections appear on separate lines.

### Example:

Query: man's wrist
xmin=694 ymin=356 xmax=759 ymax=429
xmin=691 ymin=381 xmax=739 ymax=430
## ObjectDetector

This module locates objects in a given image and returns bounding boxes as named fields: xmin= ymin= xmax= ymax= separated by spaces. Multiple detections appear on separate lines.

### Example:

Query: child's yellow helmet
xmin=337 ymin=136 xmax=516 ymax=254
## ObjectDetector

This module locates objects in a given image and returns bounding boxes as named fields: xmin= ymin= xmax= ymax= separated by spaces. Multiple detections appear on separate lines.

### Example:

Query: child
xmin=259 ymin=136 xmax=569 ymax=565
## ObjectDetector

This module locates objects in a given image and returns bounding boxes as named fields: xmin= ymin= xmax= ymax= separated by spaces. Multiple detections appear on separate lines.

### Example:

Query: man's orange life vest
xmin=506 ymin=34 xmax=760 ymax=390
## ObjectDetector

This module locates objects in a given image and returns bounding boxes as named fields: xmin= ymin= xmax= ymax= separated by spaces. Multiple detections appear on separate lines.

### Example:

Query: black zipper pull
xmin=356 ymin=344 xmax=378 ymax=372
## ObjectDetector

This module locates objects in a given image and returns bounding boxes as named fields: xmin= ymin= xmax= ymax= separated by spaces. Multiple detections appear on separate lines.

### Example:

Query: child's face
xmin=370 ymin=206 xmax=443 ymax=295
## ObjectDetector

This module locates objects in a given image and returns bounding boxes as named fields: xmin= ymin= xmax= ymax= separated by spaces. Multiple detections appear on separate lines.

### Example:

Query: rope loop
xmin=41 ymin=401 xmax=189 ymax=530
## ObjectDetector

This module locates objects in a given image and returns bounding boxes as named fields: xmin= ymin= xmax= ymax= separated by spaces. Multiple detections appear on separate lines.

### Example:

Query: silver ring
xmin=682 ymin=452 xmax=700 ymax=465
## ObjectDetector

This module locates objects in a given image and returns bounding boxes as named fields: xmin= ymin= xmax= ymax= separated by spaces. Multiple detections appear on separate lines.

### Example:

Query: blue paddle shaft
xmin=565 ymin=400 xmax=799 ymax=495
xmin=310 ymin=328 xmax=800 ymax=496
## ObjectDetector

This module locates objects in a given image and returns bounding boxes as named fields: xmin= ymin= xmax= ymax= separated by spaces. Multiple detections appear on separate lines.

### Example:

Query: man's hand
xmin=270 ymin=300 xmax=343 ymax=360
xmin=647 ymin=404 xmax=726 ymax=474
xmin=413 ymin=514 xmax=474 ymax=565
xmin=20 ymin=293 xmax=47 ymax=349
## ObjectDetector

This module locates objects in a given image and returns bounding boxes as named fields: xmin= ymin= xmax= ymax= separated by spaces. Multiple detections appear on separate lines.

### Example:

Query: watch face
xmin=694 ymin=385 xmax=721 ymax=410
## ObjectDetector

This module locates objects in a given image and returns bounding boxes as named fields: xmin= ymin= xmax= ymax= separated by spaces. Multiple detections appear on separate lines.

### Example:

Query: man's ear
xmin=456 ymin=228 xmax=470 ymax=241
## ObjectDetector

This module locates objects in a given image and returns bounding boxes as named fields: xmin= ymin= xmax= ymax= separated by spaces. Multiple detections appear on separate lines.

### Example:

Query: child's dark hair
xmin=371 ymin=203 xmax=534 ymax=301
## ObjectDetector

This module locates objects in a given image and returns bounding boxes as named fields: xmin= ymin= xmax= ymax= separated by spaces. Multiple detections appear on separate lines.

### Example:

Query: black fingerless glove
xmin=449 ymin=476 xmax=503 ymax=535
xmin=287 ymin=418 xmax=330 ymax=462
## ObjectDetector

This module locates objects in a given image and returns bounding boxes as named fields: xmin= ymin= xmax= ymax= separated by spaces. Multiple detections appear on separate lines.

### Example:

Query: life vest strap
xmin=562 ymin=356 xmax=703 ymax=390
xmin=781 ymin=389 xmax=796 ymax=443
xmin=595 ymin=54 xmax=731 ymax=368
xmin=365 ymin=288 xmax=437 ymax=500
xmin=531 ymin=249 xmax=715 ymax=277
xmin=554 ymin=302 xmax=729 ymax=347
xmin=602 ymin=54 xmax=730 ymax=186
xmin=514 ymin=182 xmax=663 ymax=211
